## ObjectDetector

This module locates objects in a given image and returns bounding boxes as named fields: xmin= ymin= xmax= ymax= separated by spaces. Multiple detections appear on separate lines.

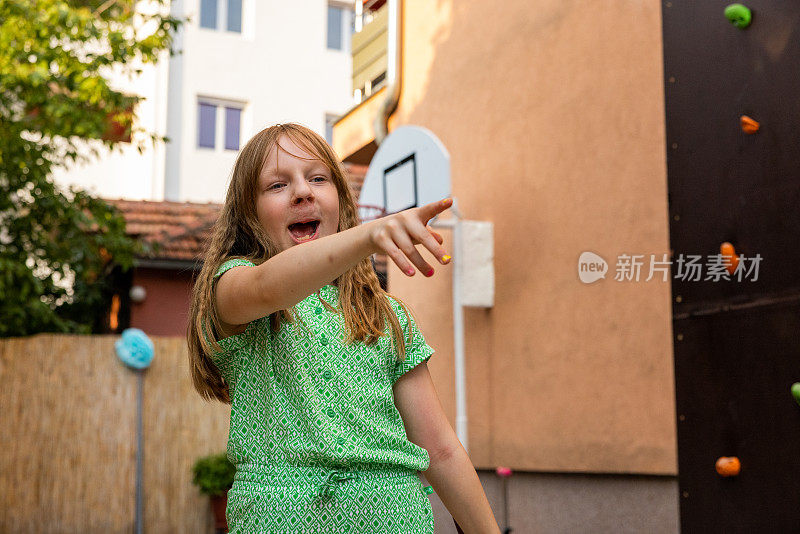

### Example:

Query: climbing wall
xmin=662 ymin=1 xmax=800 ymax=530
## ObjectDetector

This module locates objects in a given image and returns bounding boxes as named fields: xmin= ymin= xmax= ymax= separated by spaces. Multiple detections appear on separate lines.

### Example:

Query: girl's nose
xmin=291 ymin=178 xmax=314 ymax=203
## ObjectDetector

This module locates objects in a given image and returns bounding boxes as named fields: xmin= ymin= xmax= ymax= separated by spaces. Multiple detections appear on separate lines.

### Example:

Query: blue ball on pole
xmin=115 ymin=328 xmax=154 ymax=370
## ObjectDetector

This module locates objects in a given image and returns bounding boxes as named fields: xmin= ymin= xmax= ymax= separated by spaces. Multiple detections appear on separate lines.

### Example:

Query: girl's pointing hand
xmin=365 ymin=198 xmax=453 ymax=277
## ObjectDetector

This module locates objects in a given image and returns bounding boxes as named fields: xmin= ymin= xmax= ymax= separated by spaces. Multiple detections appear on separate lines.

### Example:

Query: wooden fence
xmin=0 ymin=334 xmax=230 ymax=533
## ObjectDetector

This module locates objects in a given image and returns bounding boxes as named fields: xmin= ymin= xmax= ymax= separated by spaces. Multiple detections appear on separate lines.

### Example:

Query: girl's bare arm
xmin=394 ymin=362 xmax=501 ymax=533
xmin=424 ymin=445 xmax=501 ymax=533
xmin=215 ymin=198 xmax=452 ymax=326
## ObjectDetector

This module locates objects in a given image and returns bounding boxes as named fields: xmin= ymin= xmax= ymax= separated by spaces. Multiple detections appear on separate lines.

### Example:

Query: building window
xmin=200 ymin=0 xmax=217 ymax=29
xmin=225 ymin=107 xmax=241 ymax=150
xmin=325 ymin=113 xmax=339 ymax=145
xmin=371 ymin=71 xmax=386 ymax=90
xmin=327 ymin=3 xmax=354 ymax=52
xmin=327 ymin=5 xmax=343 ymax=50
xmin=200 ymin=0 xmax=242 ymax=33
xmin=197 ymin=98 xmax=245 ymax=151
xmin=198 ymin=102 xmax=216 ymax=148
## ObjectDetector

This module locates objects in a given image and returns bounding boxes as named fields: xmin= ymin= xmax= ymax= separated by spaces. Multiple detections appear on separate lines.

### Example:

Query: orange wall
xmin=338 ymin=0 xmax=676 ymax=475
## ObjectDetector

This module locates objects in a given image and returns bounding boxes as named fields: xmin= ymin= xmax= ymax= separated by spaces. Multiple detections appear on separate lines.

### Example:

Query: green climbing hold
xmin=423 ymin=485 xmax=434 ymax=495
xmin=791 ymin=382 xmax=800 ymax=407
xmin=724 ymin=4 xmax=752 ymax=29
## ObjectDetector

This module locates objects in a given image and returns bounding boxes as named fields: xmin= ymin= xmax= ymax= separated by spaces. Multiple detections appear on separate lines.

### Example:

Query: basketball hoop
xmin=357 ymin=125 xmax=450 ymax=218
xmin=357 ymin=203 xmax=387 ymax=223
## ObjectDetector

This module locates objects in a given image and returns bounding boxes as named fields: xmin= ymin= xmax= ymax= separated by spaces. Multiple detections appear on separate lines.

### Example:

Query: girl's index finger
xmin=418 ymin=197 xmax=453 ymax=224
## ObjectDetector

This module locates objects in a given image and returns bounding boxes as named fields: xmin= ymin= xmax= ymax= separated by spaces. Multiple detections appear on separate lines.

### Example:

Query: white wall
xmin=52 ymin=0 xmax=355 ymax=204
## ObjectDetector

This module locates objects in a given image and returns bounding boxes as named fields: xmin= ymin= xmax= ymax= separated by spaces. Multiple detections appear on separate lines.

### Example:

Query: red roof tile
xmin=105 ymin=198 xmax=221 ymax=262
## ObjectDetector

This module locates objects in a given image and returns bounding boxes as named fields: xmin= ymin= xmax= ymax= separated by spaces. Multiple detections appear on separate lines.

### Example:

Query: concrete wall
xmin=424 ymin=470 xmax=678 ymax=534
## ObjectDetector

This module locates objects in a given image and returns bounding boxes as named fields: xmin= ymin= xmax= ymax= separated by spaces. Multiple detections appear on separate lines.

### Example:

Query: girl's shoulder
xmin=382 ymin=293 xmax=417 ymax=331
xmin=214 ymin=257 xmax=257 ymax=279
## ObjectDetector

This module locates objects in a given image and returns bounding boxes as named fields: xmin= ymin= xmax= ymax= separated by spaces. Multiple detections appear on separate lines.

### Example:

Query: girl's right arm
xmin=214 ymin=198 xmax=453 ymax=326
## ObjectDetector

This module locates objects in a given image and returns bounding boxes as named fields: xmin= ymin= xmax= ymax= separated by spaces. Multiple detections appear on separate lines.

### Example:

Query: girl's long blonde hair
xmin=187 ymin=123 xmax=416 ymax=404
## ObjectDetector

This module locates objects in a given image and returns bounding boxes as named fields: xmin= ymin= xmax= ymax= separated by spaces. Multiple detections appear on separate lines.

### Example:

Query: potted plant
xmin=192 ymin=452 xmax=235 ymax=532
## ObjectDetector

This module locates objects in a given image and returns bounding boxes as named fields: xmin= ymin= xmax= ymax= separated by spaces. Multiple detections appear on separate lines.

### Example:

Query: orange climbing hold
xmin=740 ymin=115 xmax=760 ymax=134
xmin=716 ymin=456 xmax=741 ymax=477
xmin=720 ymin=242 xmax=740 ymax=275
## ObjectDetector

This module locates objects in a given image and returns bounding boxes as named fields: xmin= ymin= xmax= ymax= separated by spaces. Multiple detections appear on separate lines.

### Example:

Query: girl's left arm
xmin=393 ymin=362 xmax=501 ymax=534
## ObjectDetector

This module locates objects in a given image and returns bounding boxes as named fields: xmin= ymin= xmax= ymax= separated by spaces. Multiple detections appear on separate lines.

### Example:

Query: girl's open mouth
xmin=288 ymin=220 xmax=320 ymax=244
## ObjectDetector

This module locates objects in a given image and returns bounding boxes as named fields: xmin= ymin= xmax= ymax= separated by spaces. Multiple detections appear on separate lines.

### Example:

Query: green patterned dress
xmin=210 ymin=258 xmax=436 ymax=533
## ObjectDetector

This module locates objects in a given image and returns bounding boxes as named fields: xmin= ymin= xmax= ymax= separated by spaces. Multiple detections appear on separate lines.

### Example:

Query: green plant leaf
xmin=191 ymin=453 xmax=236 ymax=497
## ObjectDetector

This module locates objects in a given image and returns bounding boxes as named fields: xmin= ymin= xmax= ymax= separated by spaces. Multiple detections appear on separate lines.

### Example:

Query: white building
xmin=51 ymin=0 xmax=356 ymax=203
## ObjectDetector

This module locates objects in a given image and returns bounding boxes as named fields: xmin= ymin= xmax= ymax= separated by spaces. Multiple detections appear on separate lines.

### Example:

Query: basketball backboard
xmin=358 ymin=125 xmax=451 ymax=220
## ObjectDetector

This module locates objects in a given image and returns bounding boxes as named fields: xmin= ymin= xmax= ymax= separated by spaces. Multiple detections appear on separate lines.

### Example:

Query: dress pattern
xmin=210 ymin=258 xmax=436 ymax=533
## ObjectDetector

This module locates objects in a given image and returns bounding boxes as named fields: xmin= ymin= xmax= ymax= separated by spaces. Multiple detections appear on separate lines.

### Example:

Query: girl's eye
xmin=264 ymin=176 xmax=326 ymax=191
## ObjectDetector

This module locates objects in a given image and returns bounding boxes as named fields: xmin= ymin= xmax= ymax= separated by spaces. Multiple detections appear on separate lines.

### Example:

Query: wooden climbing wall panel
xmin=663 ymin=1 xmax=800 ymax=531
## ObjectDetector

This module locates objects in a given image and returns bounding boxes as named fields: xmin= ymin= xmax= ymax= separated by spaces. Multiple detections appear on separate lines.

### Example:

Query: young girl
xmin=187 ymin=123 xmax=499 ymax=533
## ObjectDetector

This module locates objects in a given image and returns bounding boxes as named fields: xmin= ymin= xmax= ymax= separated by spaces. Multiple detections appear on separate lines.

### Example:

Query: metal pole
xmin=503 ymin=478 xmax=510 ymax=533
xmin=135 ymin=370 xmax=143 ymax=534
xmin=430 ymin=198 xmax=468 ymax=453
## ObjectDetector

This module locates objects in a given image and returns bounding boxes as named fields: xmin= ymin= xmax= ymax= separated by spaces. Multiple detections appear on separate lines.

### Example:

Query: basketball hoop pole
xmin=429 ymin=197 xmax=469 ymax=454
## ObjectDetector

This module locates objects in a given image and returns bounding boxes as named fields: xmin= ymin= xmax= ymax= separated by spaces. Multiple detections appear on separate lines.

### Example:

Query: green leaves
xmin=0 ymin=0 xmax=184 ymax=337
xmin=191 ymin=452 xmax=236 ymax=497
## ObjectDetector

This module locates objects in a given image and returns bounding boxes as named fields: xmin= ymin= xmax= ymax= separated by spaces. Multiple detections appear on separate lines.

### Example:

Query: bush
xmin=191 ymin=452 xmax=235 ymax=497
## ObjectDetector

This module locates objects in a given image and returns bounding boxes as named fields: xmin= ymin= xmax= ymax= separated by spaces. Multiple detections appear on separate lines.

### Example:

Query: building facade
xmin=50 ymin=0 xmax=356 ymax=203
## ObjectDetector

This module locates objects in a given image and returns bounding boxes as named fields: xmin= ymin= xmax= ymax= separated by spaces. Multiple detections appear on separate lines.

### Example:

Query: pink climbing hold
xmin=496 ymin=466 xmax=513 ymax=478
